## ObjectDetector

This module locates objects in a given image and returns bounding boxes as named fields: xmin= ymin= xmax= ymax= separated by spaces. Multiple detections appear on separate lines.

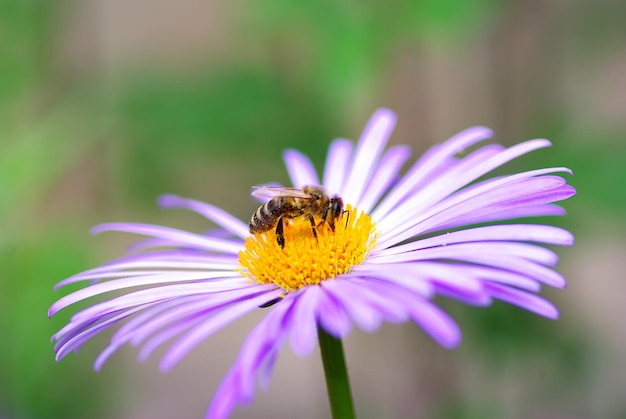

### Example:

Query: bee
xmin=249 ymin=185 xmax=344 ymax=249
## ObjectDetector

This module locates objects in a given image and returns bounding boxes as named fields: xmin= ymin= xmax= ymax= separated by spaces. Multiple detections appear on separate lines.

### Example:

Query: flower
xmin=50 ymin=109 xmax=575 ymax=418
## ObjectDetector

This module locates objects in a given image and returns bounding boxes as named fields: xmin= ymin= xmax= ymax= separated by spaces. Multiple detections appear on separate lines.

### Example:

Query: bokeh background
xmin=1 ymin=1 xmax=624 ymax=418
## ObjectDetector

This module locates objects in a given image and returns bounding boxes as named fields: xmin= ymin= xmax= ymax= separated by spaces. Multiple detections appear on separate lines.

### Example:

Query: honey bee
xmin=249 ymin=185 xmax=344 ymax=249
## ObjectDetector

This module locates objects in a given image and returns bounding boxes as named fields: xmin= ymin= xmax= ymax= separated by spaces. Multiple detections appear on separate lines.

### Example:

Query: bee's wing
xmin=251 ymin=186 xmax=311 ymax=199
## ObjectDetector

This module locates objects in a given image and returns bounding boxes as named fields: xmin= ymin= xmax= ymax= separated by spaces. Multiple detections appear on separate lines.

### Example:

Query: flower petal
xmin=53 ymin=279 xmax=256 ymax=321
xmin=52 ymin=285 xmax=279 ymax=368
xmin=351 ymin=264 xmax=434 ymax=297
xmin=132 ymin=287 xmax=281 ymax=364
xmin=159 ymin=288 xmax=284 ymax=372
xmin=56 ymin=261 xmax=239 ymax=289
xmin=158 ymin=194 xmax=249 ymax=238
xmin=321 ymin=279 xmax=384 ymax=333
xmin=283 ymin=149 xmax=320 ymax=188
xmin=55 ymin=307 xmax=149 ymax=362
xmin=407 ymin=299 xmax=462 ymax=349
xmin=92 ymin=223 xmax=243 ymax=254
xmin=288 ymin=288 xmax=320 ymax=357
xmin=371 ymin=126 xmax=494 ymax=221
xmin=485 ymin=283 xmax=559 ymax=319
xmin=338 ymin=276 xmax=463 ymax=349
xmin=356 ymin=145 xmax=412 ymax=214
xmin=323 ymin=139 xmax=353 ymax=195
xmin=94 ymin=298 xmax=197 ymax=370
xmin=341 ymin=108 xmax=397 ymax=205
xmin=49 ymin=275 xmax=246 ymax=317
xmin=377 ymin=173 xmax=575 ymax=248
xmin=374 ymin=224 xmax=574 ymax=260
xmin=316 ymin=287 xmax=352 ymax=338
xmin=371 ymin=242 xmax=560 ymax=267
xmin=207 ymin=296 xmax=296 ymax=418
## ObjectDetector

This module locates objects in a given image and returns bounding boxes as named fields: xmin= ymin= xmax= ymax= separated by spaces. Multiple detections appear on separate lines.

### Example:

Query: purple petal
xmin=371 ymin=242 xmax=560 ymax=267
xmin=93 ymin=300 xmax=197 ymax=370
xmin=354 ymin=262 xmax=487 ymax=305
xmin=341 ymin=278 xmax=411 ymax=323
xmin=134 ymin=288 xmax=281 ymax=362
xmin=432 ymin=284 xmax=493 ymax=307
xmin=127 ymin=288 xmax=266 ymax=346
xmin=93 ymin=299 xmax=198 ymax=368
xmin=316 ymin=287 xmax=352 ymax=338
xmin=485 ymin=283 xmax=559 ymax=319
xmin=207 ymin=298 xmax=295 ymax=418
xmin=351 ymin=264 xmax=434 ymax=297
xmin=372 ymin=126 xmax=494 ymax=221
xmin=338 ymin=275 xmax=463 ymax=348
xmin=442 ymin=264 xmax=541 ymax=291
xmin=54 ymin=300 xmax=164 ymax=362
xmin=321 ymin=280 xmax=384 ymax=333
xmin=258 ymin=345 xmax=280 ymax=390
xmin=377 ymin=160 xmax=569 ymax=245
xmin=323 ymin=139 xmax=353 ymax=195
xmin=125 ymin=238 xmax=183 ymax=253
xmin=413 ymin=187 xmax=575 ymax=239
xmin=288 ymin=288 xmax=320 ymax=357
xmin=438 ymin=205 xmax=568 ymax=229
xmin=137 ymin=317 xmax=205 ymax=363
xmin=426 ymin=139 xmax=554 ymax=205
xmin=357 ymin=145 xmax=412 ymax=214
xmin=92 ymin=223 xmax=243 ymax=254
xmin=158 ymin=195 xmax=249 ymax=238
xmin=373 ymin=225 xmax=573 ymax=260
xmin=54 ymin=280 xmax=257 ymax=320
xmin=407 ymin=299 xmax=462 ymax=349
xmin=159 ymin=288 xmax=284 ymax=372
xmin=49 ymin=274 xmax=245 ymax=317
xmin=111 ymin=298 xmax=188 ymax=345
xmin=283 ymin=149 xmax=320 ymax=188
xmin=54 ymin=286 xmax=278 ymax=368
xmin=321 ymin=277 xmax=418 ymax=331
xmin=370 ymin=144 xmax=501 ymax=229
xmin=341 ymin=108 xmax=397 ymax=205
xmin=56 ymin=260 xmax=239 ymax=289
xmin=374 ymin=248 xmax=564 ymax=288
xmin=377 ymin=174 xmax=574 ymax=248
xmin=206 ymin=368 xmax=245 ymax=419
xmin=98 ymin=249 xmax=239 ymax=264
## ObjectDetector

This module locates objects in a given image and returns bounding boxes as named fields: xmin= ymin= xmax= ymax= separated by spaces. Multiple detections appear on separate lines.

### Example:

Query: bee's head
xmin=330 ymin=197 xmax=343 ymax=218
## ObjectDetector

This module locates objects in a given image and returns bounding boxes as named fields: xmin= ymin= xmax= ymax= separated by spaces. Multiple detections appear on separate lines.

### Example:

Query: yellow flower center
xmin=238 ymin=205 xmax=376 ymax=292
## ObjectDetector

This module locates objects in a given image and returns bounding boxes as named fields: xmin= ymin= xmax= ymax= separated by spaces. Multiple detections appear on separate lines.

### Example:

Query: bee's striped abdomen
xmin=250 ymin=197 xmax=290 ymax=233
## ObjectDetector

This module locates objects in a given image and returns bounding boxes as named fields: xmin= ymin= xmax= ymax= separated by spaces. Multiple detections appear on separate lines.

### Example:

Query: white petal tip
xmin=372 ymin=108 xmax=397 ymax=123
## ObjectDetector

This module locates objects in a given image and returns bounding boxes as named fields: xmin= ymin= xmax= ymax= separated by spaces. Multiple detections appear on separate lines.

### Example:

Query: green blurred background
xmin=1 ymin=1 xmax=624 ymax=418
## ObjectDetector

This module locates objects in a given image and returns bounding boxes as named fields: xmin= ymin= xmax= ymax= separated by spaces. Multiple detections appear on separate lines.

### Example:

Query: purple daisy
xmin=50 ymin=108 xmax=575 ymax=418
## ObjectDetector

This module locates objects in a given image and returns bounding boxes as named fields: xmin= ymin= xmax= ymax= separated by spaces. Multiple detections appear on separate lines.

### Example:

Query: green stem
xmin=318 ymin=326 xmax=356 ymax=419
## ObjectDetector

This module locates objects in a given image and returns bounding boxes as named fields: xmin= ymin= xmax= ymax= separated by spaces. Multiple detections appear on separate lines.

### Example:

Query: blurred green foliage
xmin=0 ymin=1 xmax=52 ymax=113
xmin=0 ymin=2 xmax=112 ymax=417
xmin=0 ymin=231 xmax=112 ymax=419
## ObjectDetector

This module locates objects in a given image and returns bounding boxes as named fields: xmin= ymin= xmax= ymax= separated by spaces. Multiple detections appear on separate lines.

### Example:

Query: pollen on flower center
xmin=238 ymin=205 xmax=376 ymax=292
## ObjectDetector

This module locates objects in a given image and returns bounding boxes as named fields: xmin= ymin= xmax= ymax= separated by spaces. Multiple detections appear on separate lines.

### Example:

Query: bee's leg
xmin=307 ymin=213 xmax=318 ymax=242
xmin=276 ymin=217 xmax=285 ymax=249
xmin=342 ymin=209 xmax=350 ymax=228
xmin=327 ymin=216 xmax=336 ymax=232
xmin=319 ymin=207 xmax=336 ymax=231
xmin=320 ymin=207 xmax=329 ymax=224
